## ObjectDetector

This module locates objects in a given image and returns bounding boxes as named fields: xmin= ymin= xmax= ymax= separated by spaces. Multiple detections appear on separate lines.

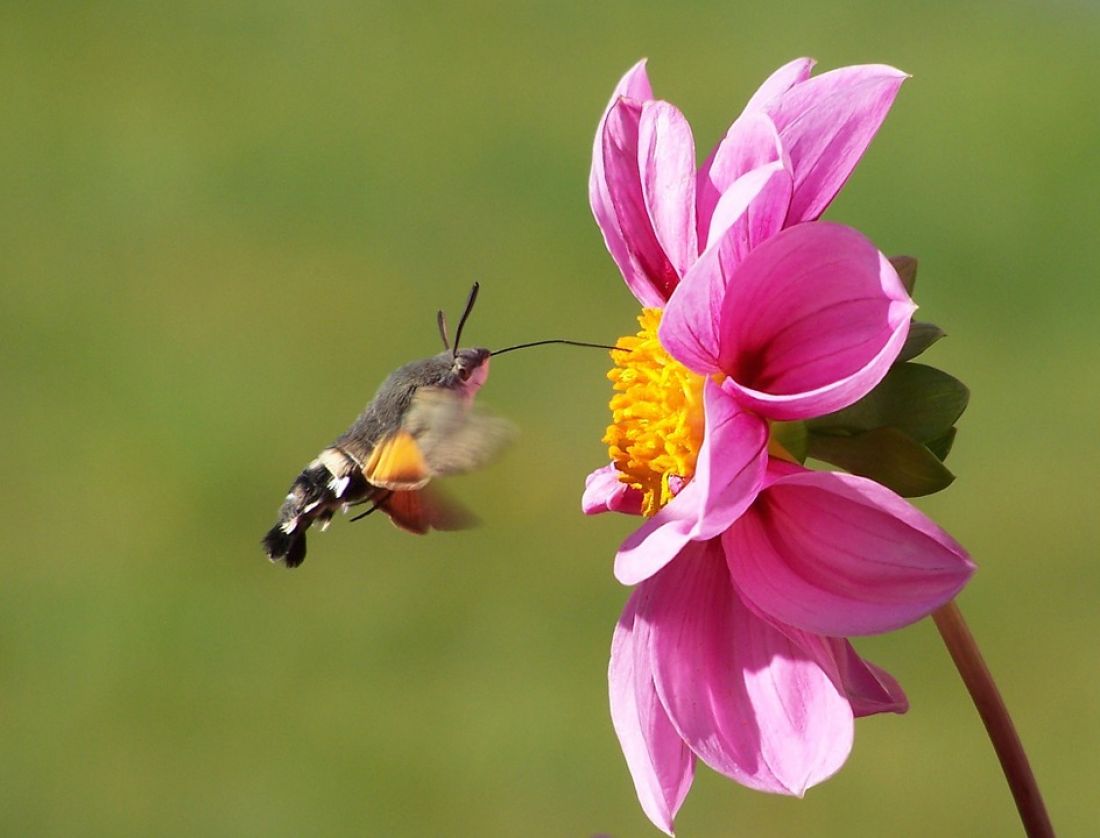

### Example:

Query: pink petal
xmin=639 ymin=101 xmax=698 ymax=279
xmin=639 ymin=540 xmax=854 ymax=795
xmin=716 ymin=222 xmax=915 ymax=420
xmin=662 ymin=161 xmax=792 ymax=375
xmin=741 ymin=57 xmax=817 ymax=115
xmin=590 ymin=62 xmax=663 ymax=305
xmin=696 ymin=112 xmax=786 ymax=245
xmin=826 ymin=638 xmax=908 ymax=717
xmin=610 ymin=592 xmax=695 ymax=835
xmin=705 ymin=160 xmax=792 ymax=253
xmin=583 ymin=464 xmax=644 ymax=516
xmin=734 ymin=598 xmax=909 ymax=718
xmin=614 ymin=380 xmax=767 ymax=585
xmin=606 ymin=58 xmax=655 ymax=105
xmin=765 ymin=64 xmax=907 ymax=223
xmin=601 ymin=98 xmax=681 ymax=304
xmin=725 ymin=466 xmax=975 ymax=636
xmin=727 ymin=590 xmax=906 ymax=718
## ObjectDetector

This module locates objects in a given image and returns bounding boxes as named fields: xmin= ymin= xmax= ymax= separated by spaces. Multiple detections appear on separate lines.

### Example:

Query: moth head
xmin=451 ymin=347 xmax=491 ymax=395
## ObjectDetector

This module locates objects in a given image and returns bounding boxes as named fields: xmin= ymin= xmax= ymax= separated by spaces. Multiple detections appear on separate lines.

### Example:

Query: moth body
xmin=262 ymin=346 xmax=508 ymax=568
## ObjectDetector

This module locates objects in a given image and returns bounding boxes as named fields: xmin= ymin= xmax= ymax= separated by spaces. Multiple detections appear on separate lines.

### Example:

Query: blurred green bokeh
xmin=4 ymin=2 xmax=1098 ymax=835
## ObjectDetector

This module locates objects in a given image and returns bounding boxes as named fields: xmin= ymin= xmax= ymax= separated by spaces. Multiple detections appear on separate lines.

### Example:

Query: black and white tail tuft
xmin=262 ymin=524 xmax=307 ymax=568
xmin=262 ymin=451 xmax=364 ymax=568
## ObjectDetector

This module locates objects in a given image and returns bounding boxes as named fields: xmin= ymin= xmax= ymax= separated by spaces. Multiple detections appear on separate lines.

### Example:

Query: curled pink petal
xmin=662 ymin=162 xmax=792 ymax=375
xmin=639 ymin=101 xmax=698 ymax=279
xmin=726 ymin=591 xmax=905 ymax=717
xmin=696 ymin=112 xmax=786 ymax=244
xmin=705 ymin=160 xmax=792 ymax=254
xmin=614 ymin=380 xmax=767 ymax=585
xmin=639 ymin=541 xmax=854 ymax=795
xmin=716 ymin=222 xmax=915 ymax=420
xmin=589 ymin=61 xmax=666 ymax=306
xmin=725 ymin=466 xmax=976 ymax=636
xmin=690 ymin=381 xmax=770 ymax=530
xmin=601 ymin=99 xmax=681 ymax=304
xmin=613 ymin=479 xmax=709 ymax=587
xmin=610 ymin=593 xmax=695 ymax=835
xmin=740 ymin=609 xmax=909 ymax=718
xmin=826 ymin=638 xmax=909 ymax=717
xmin=583 ymin=464 xmax=644 ymax=516
xmin=741 ymin=57 xmax=817 ymax=115
xmin=765 ymin=64 xmax=908 ymax=223
xmin=604 ymin=58 xmax=654 ymax=105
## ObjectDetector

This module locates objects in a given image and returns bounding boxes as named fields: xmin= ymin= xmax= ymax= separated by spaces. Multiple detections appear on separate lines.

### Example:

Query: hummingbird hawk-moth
xmin=261 ymin=283 xmax=612 ymax=567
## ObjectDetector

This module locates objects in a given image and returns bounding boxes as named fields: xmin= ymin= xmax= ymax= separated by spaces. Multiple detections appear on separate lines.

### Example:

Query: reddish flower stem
xmin=932 ymin=600 xmax=1053 ymax=837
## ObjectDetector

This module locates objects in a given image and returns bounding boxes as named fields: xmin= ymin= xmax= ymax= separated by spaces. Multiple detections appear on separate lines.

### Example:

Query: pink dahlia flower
xmin=585 ymin=60 xmax=975 ymax=835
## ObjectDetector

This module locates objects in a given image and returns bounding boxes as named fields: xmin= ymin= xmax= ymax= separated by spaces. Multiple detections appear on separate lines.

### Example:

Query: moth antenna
xmin=436 ymin=309 xmax=450 ymax=350
xmin=452 ymin=282 xmax=480 ymax=357
xmin=491 ymin=339 xmax=626 ymax=357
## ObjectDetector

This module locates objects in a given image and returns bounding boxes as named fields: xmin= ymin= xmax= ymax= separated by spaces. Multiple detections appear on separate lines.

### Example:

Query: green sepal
xmin=896 ymin=321 xmax=946 ymax=364
xmin=807 ymin=362 xmax=969 ymax=446
xmin=890 ymin=255 xmax=918 ymax=295
xmin=807 ymin=426 xmax=956 ymax=497
xmin=770 ymin=420 xmax=809 ymax=463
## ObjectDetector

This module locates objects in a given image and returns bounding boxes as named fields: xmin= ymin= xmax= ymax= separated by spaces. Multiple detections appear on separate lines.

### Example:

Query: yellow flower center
xmin=603 ymin=308 xmax=706 ymax=517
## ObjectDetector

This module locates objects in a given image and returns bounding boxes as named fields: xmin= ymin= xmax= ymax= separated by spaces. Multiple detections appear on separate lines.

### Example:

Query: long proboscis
xmin=445 ymin=282 xmax=625 ymax=358
xmin=491 ymin=339 xmax=625 ymax=357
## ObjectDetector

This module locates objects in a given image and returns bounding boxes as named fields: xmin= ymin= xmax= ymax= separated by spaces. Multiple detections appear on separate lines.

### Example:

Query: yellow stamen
xmin=603 ymin=309 xmax=706 ymax=516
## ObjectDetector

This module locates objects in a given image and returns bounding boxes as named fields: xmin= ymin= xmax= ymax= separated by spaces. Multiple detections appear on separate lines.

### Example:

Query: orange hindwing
xmin=364 ymin=431 xmax=431 ymax=490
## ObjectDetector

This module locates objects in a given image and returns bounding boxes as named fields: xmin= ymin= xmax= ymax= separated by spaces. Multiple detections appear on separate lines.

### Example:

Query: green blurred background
xmin=3 ymin=1 xmax=1098 ymax=835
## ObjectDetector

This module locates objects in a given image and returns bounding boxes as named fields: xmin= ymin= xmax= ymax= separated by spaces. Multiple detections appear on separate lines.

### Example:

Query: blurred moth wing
xmin=382 ymin=485 xmax=480 ymax=534
xmin=364 ymin=385 xmax=515 ymax=490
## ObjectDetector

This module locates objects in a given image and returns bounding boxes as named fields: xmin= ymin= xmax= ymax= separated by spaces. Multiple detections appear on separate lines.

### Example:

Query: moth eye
xmin=458 ymin=366 xmax=470 ymax=381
